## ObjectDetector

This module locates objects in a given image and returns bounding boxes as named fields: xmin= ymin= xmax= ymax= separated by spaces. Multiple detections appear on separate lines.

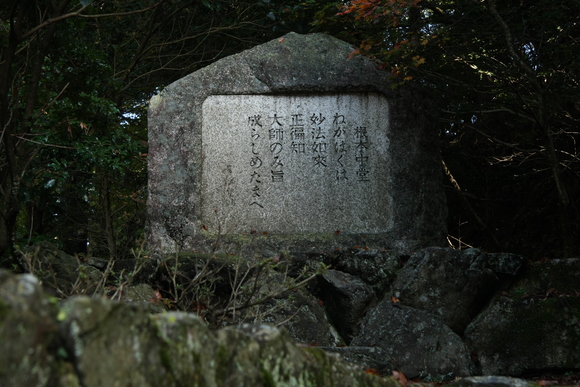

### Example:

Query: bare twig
xmin=22 ymin=2 xmax=164 ymax=41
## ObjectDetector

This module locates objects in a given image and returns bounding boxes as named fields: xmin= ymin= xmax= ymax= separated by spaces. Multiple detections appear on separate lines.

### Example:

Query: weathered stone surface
xmin=319 ymin=269 xmax=377 ymax=343
xmin=19 ymin=241 xmax=83 ymax=294
xmin=147 ymin=32 xmax=447 ymax=256
xmin=17 ymin=242 xmax=105 ymax=296
xmin=464 ymin=259 xmax=580 ymax=376
xmin=392 ymin=247 xmax=501 ymax=333
xmin=351 ymin=299 xmax=474 ymax=380
xmin=59 ymin=296 xmax=170 ymax=387
xmin=325 ymin=248 xmax=401 ymax=298
xmin=0 ymin=271 xmax=77 ymax=386
xmin=20 ymin=241 xmax=79 ymax=280
xmin=156 ymin=251 xmax=342 ymax=345
xmin=1 ymin=270 xmax=397 ymax=386
xmin=153 ymin=312 xmax=219 ymax=386
xmin=485 ymin=253 xmax=525 ymax=277
xmin=202 ymin=94 xmax=391 ymax=234
xmin=242 ymin=272 xmax=344 ymax=347
xmin=285 ymin=248 xmax=401 ymax=299
xmin=216 ymin=323 xmax=401 ymax=387
xmin=448 ymin=376 xmax=536 ymax=387
xmin=464 ymin=294 xmax=580 ymax=376
xmin=514 ymin=258 xmax=580 ymax=296
xmin=321 ymin=346 xmax=395 ymax=375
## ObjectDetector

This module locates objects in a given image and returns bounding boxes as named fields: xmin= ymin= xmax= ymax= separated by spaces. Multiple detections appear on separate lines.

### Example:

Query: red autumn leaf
xmin=537 ymin=380 xmax=558 ymax=386
xmin=151 ymin=290 xmax=163 ymax=303
xmin=365 ymin=368 xmax=380 ymax=376
xmin=347 ymin=49 xmax=361 ymax=59
xmin=391 ymin=296 xmax=400 ymax=303
xmin=392 ymin=370 xmax=407 ymax=387
xmin=202 ymin=224 xmax=208 ymax=230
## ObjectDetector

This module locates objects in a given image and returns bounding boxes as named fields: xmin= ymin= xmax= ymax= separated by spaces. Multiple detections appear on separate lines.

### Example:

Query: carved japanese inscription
xmin=201 ymin=94 xmax=391 ymax=234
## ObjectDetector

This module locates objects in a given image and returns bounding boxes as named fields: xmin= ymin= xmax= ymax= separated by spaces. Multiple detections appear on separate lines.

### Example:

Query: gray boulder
xmin=511 ymin=257 xmax=580 ymax=296
xmin=157 ymin=252 xmax=342 ymax=346
xmin=351 ymin=299 xmax=474 ymax=380
xmin=0 ymin=271 xmax=74 ymax=386
xmin=59 ymin=296 xmax=171 ymax=387
xmin=19 ymin=241 xmax=102 ymax=295
xmin=464 ymin=258 xmax=580 ymax=376
xmin=17 ymin=242 xmax=162 ymax=297
xmin=325 ymin=248 xmax=402 ymax=298
xmin=217 ymin=324 xmax=398 ymax=387
xmin=241 ymin=272 xmax=344 ymax=347
xmin=319 ymin=269 xmax=377 ymax=343
xmin=20 ymin=241 xmax=79 ymax=282
xmin=153 ymin=312 xmax=221 ymax=386
xmin=286 ymin=248 xmax=401 ymax=299
xmin=392 ymin=247 xmax=523 ymax=334
xmin=2 ymin=270 xmax=395 ymax=386
xmin=485 ymin=253 xmax=526 ymax=277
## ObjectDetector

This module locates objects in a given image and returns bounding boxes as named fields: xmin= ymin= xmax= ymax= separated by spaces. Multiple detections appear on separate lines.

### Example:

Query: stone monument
xmin=147 ymin=32 xmax=447 ymax=255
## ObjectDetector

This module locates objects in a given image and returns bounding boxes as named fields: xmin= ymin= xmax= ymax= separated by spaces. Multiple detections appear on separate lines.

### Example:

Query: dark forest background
xmin=1 ymin=0 xmax=578 ymax=266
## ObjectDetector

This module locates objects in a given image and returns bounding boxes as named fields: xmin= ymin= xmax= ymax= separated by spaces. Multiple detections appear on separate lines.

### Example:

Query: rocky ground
xmin=1 ymin=242 xmax=579 ymax=386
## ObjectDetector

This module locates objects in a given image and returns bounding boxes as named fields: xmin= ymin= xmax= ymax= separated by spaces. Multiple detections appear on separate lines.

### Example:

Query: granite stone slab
xmin=147 ymin=32 xmax=447 ymax=255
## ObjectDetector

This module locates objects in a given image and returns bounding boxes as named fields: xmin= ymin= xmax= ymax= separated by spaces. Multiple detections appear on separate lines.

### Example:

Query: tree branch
xmin=22 ymin=1 xmax=165 ymax=41
xmin=484 ymin=0 xmax=540 ymax=88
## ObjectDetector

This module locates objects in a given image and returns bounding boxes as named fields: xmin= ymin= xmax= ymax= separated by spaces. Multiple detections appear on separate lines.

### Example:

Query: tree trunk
xmin=0 ymin=1 xmax=71 ymax=259
xmin=0 ymin=1 xmax=31 ymax=259
xmin=542 ymin=124 xmax=576 ymax=257
xmin=100 ymin=175 xmax=117 ymax=260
